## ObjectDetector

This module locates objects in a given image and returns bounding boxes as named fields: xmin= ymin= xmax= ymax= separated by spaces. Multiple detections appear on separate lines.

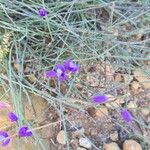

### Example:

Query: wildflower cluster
xmin=0 ymin=103 xmax=32 ymax=147
xmin=0 ymin=6 xmax=134 ymax=148
xmin=44 ymin=60 xmax=79 ymax=81
xmin=38 ymin=7 xmax=133 ymax=125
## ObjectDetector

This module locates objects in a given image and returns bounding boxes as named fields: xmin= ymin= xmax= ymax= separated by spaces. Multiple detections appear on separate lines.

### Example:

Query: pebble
xmin=110 ymin=131 xmax=118 ymax=141
xmin=79 ymin=137 xmax=92 ymax=149
xmin=103 ymin=142 xmax=120 ymax=150
xmin=123 ymin=140 xmax=142 ymax=150
xmin=127 ymin=101 xmax=137 ymax=109
xmin=114 ymin=74 xmax=124 ymax=82
xmin=141 ymin=108 xmax=150 ymax=116
xmin=90 ymin=128 xmax=98 ymax=136
xmin=73 ymin=128 xmax=85 ymax=137
xmin=130 ymin=81 xmax=141 ymax=91
xmin=56 ymin=130 xmax=66 ymax=145
xmin=77 ymin=147 xmax=87 ymax=150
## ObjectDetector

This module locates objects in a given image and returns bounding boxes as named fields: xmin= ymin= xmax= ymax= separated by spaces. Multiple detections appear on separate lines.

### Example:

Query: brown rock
xmin=123 ymin=140 xmax=142 ymax=150
xmin=87 ymin=107 xmax=96 ymax=118
xmin=104 ymin=142 xmax=120 ymax=150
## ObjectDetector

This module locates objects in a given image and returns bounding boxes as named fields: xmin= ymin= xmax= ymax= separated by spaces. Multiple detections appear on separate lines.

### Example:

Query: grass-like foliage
xmin=0 ymin=0 xmax=149 ymax=149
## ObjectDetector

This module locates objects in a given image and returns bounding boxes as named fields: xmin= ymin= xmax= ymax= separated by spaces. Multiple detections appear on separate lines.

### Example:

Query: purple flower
xmin=44 ymin=64 xmax=67 ymax=81
xmin=18 ymin=126 xmax=32 ymax=137
xmin=92 ymin=95 xmax=108 ymax=104
xmin=8 ymin=112 xmax=18 ymax=122
xmin=55 ymin=64 xmax=67 ymax=81
xmin=64 ymin=60 xmax=79 ymax=72
xmin=120 ymin=109 xmax=132 ymax=123
xmin=38 ymin=8 xmax=47 ymax=17
xmin=44 ymin=70 xmax=56 ymax=77
xmin=0 ymin=131 xmax=10 ymax=147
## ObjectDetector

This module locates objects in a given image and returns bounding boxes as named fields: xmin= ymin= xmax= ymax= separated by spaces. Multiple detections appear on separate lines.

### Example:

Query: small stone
xmin=13 ymin=63 xmax=21 ymax=71
xmin=73 ymin=128 xmax=85 ymax=137
xmin=127 ymin=101 xmax=137 ymax=109
xmin=86 ymin=107 xmax=96 ymax=118
xmin=141 ymin=108 xmax=150 ymax=116
xmin=110 ymin=131 xmax=118 ymax=141
xmin=112 ymin=29 xmax=119 ymax=36
xmin=114 ymin=74 xmax=124 ymax=82
xmin=103 ymin=142 xmax=120 ymax=150
xmin=56 ymin=130 xmax=66 ymax=145
xmin=77 ymin=147 xmax=87 ymax=150
xmin=130 ymin=81 xmax=141 ymax=91
xmin=79 ymin=137 xmax=92 ymax=149
xmin=105 ymin=64 xmax=115 ymax=76
xmin=123 ymin=140 xmax=142 ymax=150
xmin=90 ymin=128 xmax=97 ymax=136
xmin=96 ymin=107 xmax=108 ymax=118
xmin=26 ymin=74 xmax=36 ymax=83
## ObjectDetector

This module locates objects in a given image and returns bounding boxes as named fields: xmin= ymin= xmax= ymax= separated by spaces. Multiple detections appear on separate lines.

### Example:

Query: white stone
xmin=79 ymin=137 xmax=92 ymax=149
xmin=77 ymin=147 xmax=86 ymax=150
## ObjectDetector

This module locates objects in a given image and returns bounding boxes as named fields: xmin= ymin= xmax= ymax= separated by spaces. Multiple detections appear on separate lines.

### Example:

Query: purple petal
xmin=18 ymin=126 xmax=27 ymax=137
xmin=2 ymin=138 xmax=10 ymax=147
xmin=0 ymin=131 xmax=10 ymax=147
xmin=0 ymin=131 xmax=8 ymax=138
xmin=64 ymin=60 xmax=79 ymax=72
xmin=58 ymin=73 xmax=67 ymax=81
xmin=38 ymin=8 xmax=47 ymax=17
xmin=8 ymin=112 xmax=18 ymax=122
xmin=44 ymin=70 xmax=56 ymax=78
xmin=120 ymin=109 xmax=132 ymax=123
xmin=55 ymin=64 xmax=65 ymax=73
xmin=92 ymin=95 xmax=108 ymax=104
xmin=18 ymin=126 xmax=32 ymax=137
xmin=25 ymin=131 xmax=32 ymax=137
xmin=55 ymin=64 xmax=67 ymax=81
